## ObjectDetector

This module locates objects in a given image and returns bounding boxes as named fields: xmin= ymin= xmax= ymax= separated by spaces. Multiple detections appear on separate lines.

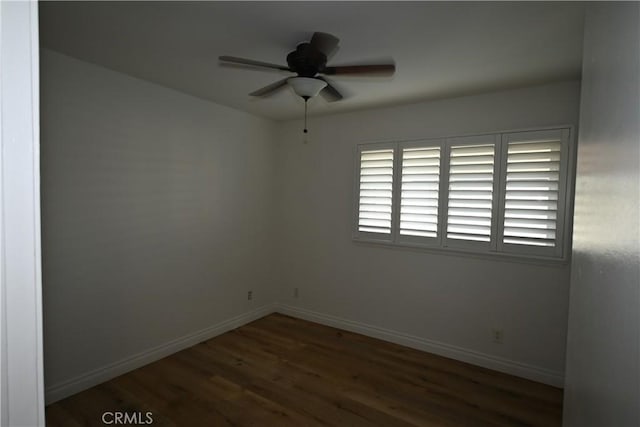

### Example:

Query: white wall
xmin=40 ymin=50 xmax=277 ymax=401
xmin=0 ymin=1 xmax=45 ymax=425
xmin=563 ymin=4 xmax=640 ymax=427
xmin=276 ymin=81 xmax=581 ymax=385
xmin=41 ymin=47 xmax=585 ymax=404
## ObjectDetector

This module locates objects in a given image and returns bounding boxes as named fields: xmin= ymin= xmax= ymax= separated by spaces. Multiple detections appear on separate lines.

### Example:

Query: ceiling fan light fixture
xmin=288 ymin=77 xmax=327 ymax=99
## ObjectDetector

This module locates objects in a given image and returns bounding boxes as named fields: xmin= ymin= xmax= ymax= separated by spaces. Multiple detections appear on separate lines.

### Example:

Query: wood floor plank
xmin=183 ymin=336 xmax=418 ymax=427
xmin=260 ymin=314 xmax=562 ymax=407
xmin=46 ymin=313 xmax=563 ymax=426
xmin=44 ymin=402 xmax=84 ymax=427
xmin=251 ymin=317 xmax=535 ymax=426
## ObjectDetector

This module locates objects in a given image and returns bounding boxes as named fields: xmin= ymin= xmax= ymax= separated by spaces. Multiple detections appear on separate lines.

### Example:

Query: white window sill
xmin=352 ymin=237 xmax=570 ymax=267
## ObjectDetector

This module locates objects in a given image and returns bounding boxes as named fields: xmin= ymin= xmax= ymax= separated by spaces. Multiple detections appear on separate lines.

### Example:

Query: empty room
xmin=1 ymin=1 xmax=638 ymax=426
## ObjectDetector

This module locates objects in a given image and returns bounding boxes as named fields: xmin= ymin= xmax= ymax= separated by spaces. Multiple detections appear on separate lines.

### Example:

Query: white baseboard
xmin=46 ymin=302 xmax=563 ymax=404
xmin=275 ymin=304 xmax=564 ymax=388
xmin=45 ymin=304 xmax=276 ymax=404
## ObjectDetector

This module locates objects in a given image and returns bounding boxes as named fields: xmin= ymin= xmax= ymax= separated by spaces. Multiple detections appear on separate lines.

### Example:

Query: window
xmin=353 ymin=128 xmax=573 ymax=260
xmin=398 ymin=141 xmax=442 ymax=245
xmin=356 ymin=146 xmax=394 ymax=239
xmin=444 ymin=135 xmax=499 ymax=250
xmin=498 ymin=129 xmax=570 ymax=258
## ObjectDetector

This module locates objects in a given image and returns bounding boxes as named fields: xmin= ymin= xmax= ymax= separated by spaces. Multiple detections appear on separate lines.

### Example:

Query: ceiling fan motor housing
xmin=286 ymin=43 xmax=327 ymax=77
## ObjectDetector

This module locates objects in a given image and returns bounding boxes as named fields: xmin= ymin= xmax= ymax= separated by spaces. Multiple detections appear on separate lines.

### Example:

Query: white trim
xmin=276 ymin=304 xmax=564 ymax=388
xmin=496 ymin=134 xmax=510 ymax=252
xmin=45 ymin=304 xmax=276 ymax=404
xmin=437 ymin=140 xmax=450 ymax=246
xmin=0 ymin=2 xmax=6 ymax=421
xmin=0 ymin=2 xmax=45 ymax=425
xmin=353 ymin=238 xmax=569 ymax=266
xmin=31 ymin=2 xmax=44 ymax=422
xmin=562 ymin=127 xmax=576 ymax=260
xmin=353 ymin=125 xmax=576 ymax=263
xmin=352 ymin=124 xmax=575 ymax=148
xmin=390 ymin=140 xmax=402 ymax=244
xmin=492 ymin=134 xmax=505 ymax=252
xmin=46 ymin=302 xmax=564 ymax=406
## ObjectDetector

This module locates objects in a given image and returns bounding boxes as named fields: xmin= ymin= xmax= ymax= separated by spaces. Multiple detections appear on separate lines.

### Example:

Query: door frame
xmin=0 ymin=1 xmax=45 ymax=425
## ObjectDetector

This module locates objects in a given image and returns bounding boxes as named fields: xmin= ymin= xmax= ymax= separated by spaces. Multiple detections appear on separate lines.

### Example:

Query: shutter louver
xmin=503 ymin=138 xmax=561 ymax=247
xmin=358 ymin=149 xmax=394 ymax=234
xmin=400 ymin=147 xmax=440 ymax=238
xmin=447 ymin=144 xmax=495 ymax=242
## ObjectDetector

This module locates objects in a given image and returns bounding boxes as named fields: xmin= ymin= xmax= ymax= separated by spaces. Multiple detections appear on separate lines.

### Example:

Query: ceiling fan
xmin=219 ymin=32 xmax=395 ymax=132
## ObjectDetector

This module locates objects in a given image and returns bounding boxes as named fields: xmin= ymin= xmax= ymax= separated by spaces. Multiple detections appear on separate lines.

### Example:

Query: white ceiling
xmin=39 ymin=1 xmax=585 ymax=121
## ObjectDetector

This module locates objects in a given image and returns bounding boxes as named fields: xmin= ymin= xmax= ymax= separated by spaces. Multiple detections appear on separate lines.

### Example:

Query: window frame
xmin=352 ymin=126 xmax=575 ymax=263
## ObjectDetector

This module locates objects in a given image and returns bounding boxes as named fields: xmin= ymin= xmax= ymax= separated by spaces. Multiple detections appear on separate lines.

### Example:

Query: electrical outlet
xmin=247 ymin=290 xmax=253 ymax=301
xmin=492 ymin=329 xmax=504 ymax=344
xmin=294 ymin=287 xmax=299 ymax=298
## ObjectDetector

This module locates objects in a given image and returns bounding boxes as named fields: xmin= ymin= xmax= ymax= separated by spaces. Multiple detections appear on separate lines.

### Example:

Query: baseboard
xmin=45 ymin=302 xmax=564 ymax=404
xmin=45 ymin=303 xmax=276 ymax=404
xmin=275 ymin=303 xmax=564 ymax=388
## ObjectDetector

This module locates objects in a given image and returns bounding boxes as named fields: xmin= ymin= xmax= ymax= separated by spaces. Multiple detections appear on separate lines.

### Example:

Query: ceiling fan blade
xmin=310 ymin=32 xmax=340 ymax=58
xmin=317 ymin=77 xmax=343 ymax=102
xmin=219 ymin=56 xmax=291 ymax=72
xmin=322 ymin=63 xmax=396 ymax=76
xmin=249 ymin=78 xmax=290 ymax=97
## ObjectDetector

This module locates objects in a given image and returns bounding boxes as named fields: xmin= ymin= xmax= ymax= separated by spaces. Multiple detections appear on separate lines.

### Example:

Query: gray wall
xmin=41 ymin=48 xmax=586 ymax=401
xmin=41 ymin=50 xmax=277 ymax=392
xmin=563 ymin=3 xmax=640 ymax=427
xmin=275 ymin=81 xmax=581 ymax=385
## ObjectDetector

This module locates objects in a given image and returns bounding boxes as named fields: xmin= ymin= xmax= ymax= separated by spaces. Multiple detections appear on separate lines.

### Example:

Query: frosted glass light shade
xmin=288 ymin=77 xmax=327 ymax=98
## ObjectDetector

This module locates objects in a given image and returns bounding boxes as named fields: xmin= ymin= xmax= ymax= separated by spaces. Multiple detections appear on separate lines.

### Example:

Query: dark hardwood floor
xmin=46 ymin=313 xmax=563 ymax=426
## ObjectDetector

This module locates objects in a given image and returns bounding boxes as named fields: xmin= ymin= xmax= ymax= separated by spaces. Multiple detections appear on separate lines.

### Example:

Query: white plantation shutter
xmin=446 ymin=139 xmax=497 ymax=245
xmin=357 ymin=148 xmax=394 ymax=235
xmin=500 ymin=130 xmax=569 ymax=255
xmin=399 ymin=144 xmax=441 ymax=240
xmin=353 ymin=128 xmax=572 ymax=260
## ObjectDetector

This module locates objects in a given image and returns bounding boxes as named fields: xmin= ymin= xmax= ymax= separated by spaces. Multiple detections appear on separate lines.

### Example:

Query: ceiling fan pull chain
xmin=303 ymin=97 xmax=309 ymax=134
